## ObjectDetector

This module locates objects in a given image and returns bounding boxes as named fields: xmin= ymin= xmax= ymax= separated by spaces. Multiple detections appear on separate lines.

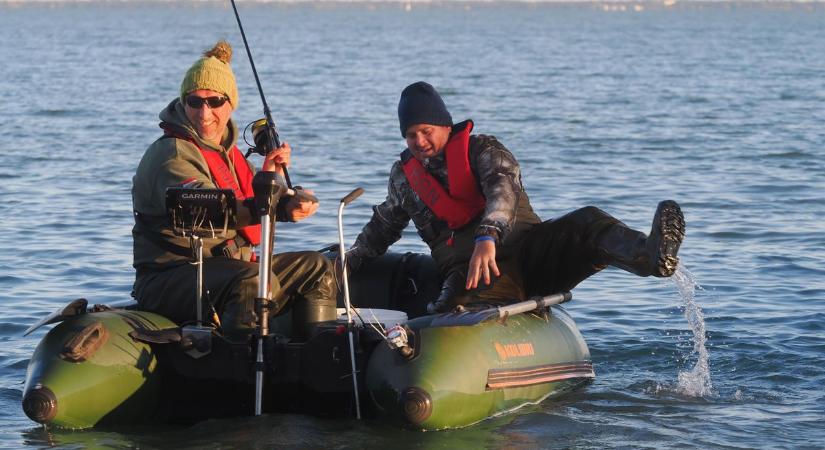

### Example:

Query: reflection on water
xmin=2 ymin=2 xmax=824 ymax=448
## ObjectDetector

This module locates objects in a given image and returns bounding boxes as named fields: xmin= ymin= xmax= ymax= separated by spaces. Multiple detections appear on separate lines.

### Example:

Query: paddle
xmin=23 ymin=298 xmax=140 ymax=337
xmin=23 ymin=298 xmax=88 ymax=337
xmin=429 ymin=292 xmax=573 ymax=328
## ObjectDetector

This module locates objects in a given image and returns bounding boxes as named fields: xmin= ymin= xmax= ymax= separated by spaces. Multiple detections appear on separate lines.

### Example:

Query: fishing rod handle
xmin=286 ymin=188 xmax=318 ymax=204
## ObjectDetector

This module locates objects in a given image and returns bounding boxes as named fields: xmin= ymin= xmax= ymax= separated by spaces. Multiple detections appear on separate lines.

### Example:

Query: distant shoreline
xmin=3 ymin=0 xmax=825 ymax=15
xmin=2 ymin=0 xmax=824 ymax=6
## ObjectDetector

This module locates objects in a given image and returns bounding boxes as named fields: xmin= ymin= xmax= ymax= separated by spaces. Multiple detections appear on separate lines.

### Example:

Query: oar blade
xmin=23 ymin=298 xmax=89 ymax=336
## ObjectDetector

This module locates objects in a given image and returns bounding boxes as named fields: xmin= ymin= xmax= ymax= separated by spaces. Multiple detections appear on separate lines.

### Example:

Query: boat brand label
xmin=494 ymin=341 xmax=535 ymax=361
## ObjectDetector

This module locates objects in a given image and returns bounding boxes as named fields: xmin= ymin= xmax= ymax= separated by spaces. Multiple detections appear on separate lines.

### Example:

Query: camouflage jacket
xmin=351 ymin=128 xmax=541 ymax=277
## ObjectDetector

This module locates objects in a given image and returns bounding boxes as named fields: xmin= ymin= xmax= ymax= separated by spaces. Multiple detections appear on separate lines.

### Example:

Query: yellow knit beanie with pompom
xmin=180 ymin=40 xmax=238 ymax=109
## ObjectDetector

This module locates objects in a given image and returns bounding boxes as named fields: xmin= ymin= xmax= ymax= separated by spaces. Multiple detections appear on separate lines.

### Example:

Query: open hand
xmin=466 ymin=240 xmax=500 ymax=289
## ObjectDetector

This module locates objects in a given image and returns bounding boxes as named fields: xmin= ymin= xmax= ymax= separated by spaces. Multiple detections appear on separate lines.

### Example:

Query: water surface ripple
xmin=1 ymin=2 xmax=823 ymax=449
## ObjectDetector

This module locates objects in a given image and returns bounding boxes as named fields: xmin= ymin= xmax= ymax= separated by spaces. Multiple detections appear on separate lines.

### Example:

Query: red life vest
xmin=162 ymin=125 xmax=261 ymax=246
xmin=400 ymin=120 xmax=486 ymax=230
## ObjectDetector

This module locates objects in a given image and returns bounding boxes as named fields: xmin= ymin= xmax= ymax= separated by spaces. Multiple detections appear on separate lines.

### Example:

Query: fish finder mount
xmin=165 ymin=187 xmax=238 ymax=359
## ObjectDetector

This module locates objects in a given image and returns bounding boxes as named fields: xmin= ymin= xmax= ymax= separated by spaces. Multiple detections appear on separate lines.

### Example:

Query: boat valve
xmin=400 ymin=387 xmax=432 ymax=425
xmin=386 ymin=325 xmax=414 ymax=359
xmin=22 ymin=385 xmax=57 ymax=424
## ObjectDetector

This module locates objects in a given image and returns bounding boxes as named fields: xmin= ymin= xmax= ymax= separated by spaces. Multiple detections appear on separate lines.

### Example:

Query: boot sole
xmin=653 ymin=200 xmax=685 ymax=277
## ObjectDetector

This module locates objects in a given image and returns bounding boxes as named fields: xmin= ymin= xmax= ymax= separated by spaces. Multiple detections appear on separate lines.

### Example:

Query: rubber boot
xmin=596 ymin=200 xmax=685 ymax=277
xmin=291 ymin=268 xmax=338 ymax=340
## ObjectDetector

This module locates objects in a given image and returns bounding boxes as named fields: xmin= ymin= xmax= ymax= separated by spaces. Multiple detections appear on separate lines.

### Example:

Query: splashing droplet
xmin=671 ymin=263 xmax=714 ymax=397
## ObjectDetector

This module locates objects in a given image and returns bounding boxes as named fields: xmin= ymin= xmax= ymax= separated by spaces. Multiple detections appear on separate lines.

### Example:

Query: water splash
xmin=670 ymin=263 xmax=715 ymax=398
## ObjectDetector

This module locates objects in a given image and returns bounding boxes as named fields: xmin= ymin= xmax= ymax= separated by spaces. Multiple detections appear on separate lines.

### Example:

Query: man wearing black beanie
xmin=397 ymin=81 xmax=453 ymax=137
xmin=348 ymin=81 xmax=686 ymax=313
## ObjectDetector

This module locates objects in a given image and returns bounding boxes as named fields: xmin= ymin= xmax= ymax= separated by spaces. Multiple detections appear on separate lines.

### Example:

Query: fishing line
xmin=228 ymin=0 xmax=292 ymax=188
xmin=367 ymin=308 xmax=387 ymax=334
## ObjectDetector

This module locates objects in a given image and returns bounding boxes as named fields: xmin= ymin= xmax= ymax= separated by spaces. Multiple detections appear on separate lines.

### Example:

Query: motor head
xmin=251 ymin=171 xmax=290 ymax=218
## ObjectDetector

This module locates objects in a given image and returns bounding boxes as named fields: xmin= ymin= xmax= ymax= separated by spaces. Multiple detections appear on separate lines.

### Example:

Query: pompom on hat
xmin=180 ymin=40 xmax=239 ymax=109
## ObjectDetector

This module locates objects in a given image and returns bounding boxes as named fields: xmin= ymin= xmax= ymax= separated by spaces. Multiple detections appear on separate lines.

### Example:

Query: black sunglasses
xmin=185 ymin=95 xmax=230 ymax=109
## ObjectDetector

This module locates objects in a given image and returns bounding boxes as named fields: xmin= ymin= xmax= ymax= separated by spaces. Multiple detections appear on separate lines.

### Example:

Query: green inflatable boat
xmin=22 ymin=257 xmax=594 ymax=430
xmin=22 ymin=184 xmax=594 ymax=430
xmin=366 ymin=301 xmax=594 ymax=430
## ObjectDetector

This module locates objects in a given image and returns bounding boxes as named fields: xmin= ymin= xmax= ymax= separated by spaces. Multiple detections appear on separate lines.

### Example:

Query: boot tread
xmin=652 ymin=200 xmax=685 ymax=277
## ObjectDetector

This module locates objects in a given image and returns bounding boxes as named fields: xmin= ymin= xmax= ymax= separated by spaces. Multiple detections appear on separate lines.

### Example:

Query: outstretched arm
xmin=348 ymin=168 xmax=411 ymax=273
xmin=466 ymin=135 xmax=523 ymax=289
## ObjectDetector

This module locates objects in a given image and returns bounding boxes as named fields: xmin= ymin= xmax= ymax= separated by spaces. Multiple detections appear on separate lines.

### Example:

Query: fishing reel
xmin=243 ymin=118 xmax=280 ymax=158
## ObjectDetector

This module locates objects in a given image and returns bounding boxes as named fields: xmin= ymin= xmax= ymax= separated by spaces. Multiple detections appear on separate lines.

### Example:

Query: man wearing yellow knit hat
xmin=131 ymin=41 xmax=336 ymax=339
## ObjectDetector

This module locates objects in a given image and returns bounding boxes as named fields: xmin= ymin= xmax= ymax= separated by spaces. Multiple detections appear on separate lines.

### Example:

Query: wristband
xmin=474 ymin=235 xmax=496 ymax=243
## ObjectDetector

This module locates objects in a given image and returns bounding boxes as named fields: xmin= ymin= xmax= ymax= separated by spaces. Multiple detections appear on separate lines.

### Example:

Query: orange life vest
xmin=400 ymin=120 xmax=486 ymax=230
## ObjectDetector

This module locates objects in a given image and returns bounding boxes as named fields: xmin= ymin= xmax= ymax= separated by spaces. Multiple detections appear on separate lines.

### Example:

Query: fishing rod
xmin=229 ymin=0 xmax=292 ymax=188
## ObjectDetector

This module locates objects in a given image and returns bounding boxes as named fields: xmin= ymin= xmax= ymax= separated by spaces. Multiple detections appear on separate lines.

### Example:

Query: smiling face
xmin=183 ymin=89 xmax=234 ymax=144
xmin=404 ymin=124 xmax=452 ymax=161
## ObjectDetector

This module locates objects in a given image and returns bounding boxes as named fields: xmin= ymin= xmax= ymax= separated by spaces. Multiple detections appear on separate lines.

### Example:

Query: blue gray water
xmin=1 ymin=2 xmax=823 ymax=448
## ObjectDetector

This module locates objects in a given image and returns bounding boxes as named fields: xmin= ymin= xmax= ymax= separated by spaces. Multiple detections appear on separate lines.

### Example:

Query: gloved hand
xmin=427 ymin=270 xmax=469 ymax=314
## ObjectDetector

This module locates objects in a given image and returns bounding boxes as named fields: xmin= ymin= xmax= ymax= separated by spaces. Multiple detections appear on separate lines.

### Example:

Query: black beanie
xmin=397 ymin=81 xmax=453 ymax=137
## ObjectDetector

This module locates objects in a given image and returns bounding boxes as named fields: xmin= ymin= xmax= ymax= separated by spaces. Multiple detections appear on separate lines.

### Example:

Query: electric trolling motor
xmin=248 ymin=170 xmax=287 ymax=416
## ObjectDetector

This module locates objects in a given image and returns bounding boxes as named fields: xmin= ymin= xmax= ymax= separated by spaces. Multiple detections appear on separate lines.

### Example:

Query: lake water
xmin=1 ymin=2 xmax=823 ymax=448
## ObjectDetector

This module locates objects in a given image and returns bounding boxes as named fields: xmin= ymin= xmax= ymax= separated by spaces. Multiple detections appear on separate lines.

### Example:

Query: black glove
xmin=427 ymin=270 xmax=470 ymax=314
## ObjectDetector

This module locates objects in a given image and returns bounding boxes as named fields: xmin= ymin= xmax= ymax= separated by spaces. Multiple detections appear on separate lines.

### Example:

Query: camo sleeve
xmin=349 ymin=162 xmax=411 ymax=271
xmin=470 ymin=135 xmax=523 ymax=242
